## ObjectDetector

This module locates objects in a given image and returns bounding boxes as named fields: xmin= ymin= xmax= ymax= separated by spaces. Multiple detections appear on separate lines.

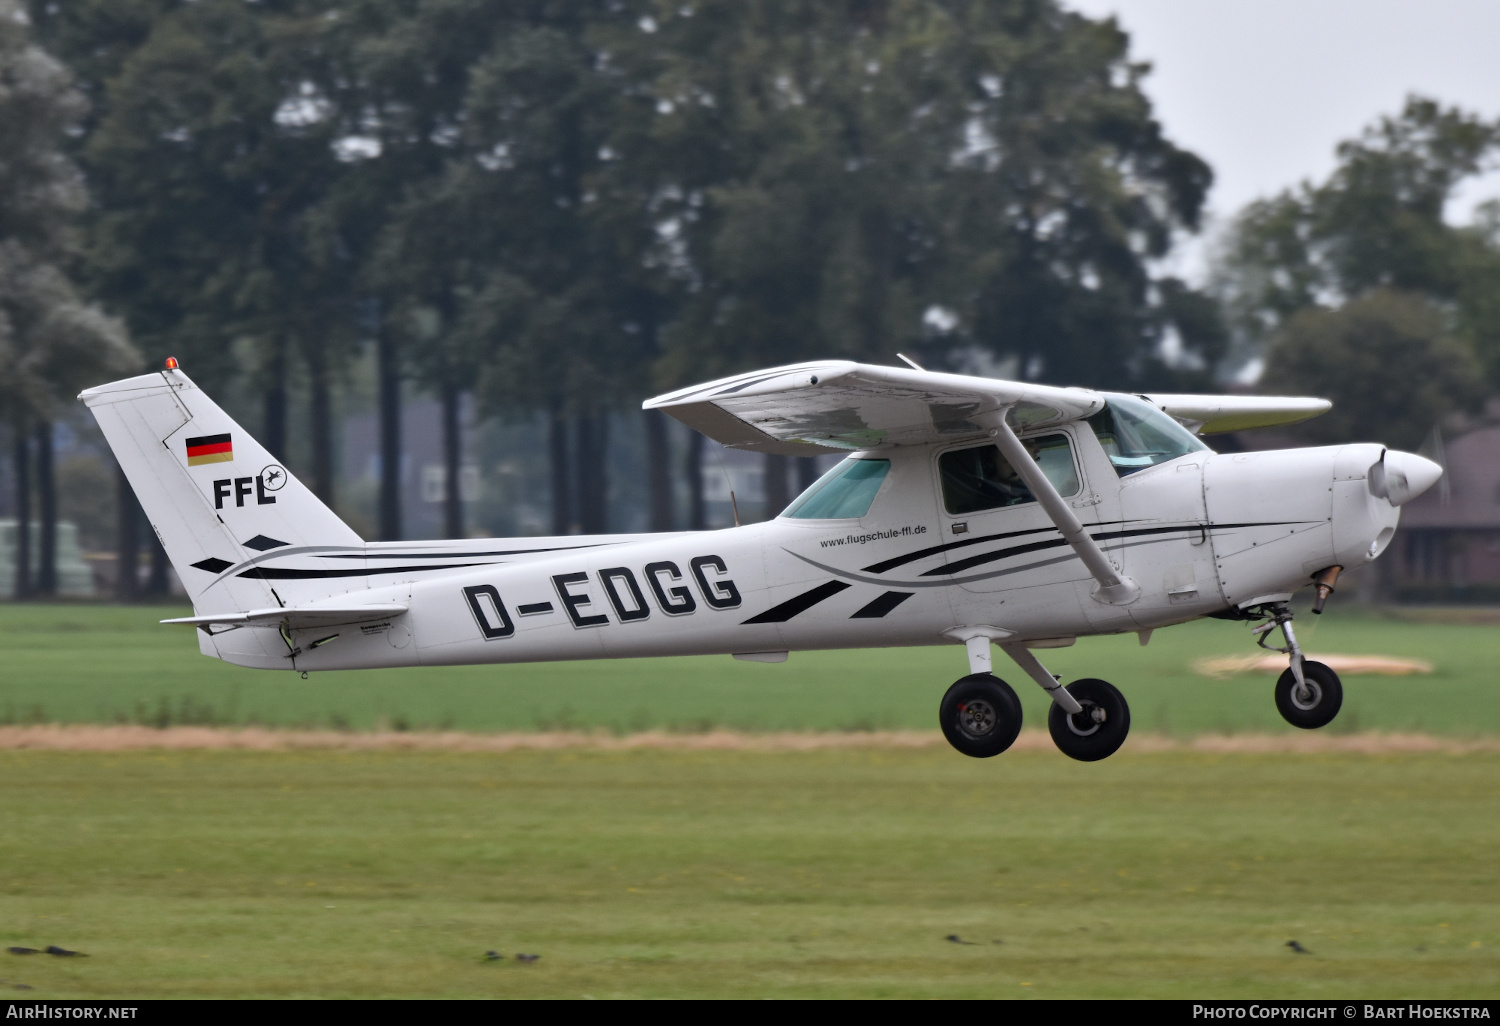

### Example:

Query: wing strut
xmin=978 ymin=411 xmax=1140 ymax=606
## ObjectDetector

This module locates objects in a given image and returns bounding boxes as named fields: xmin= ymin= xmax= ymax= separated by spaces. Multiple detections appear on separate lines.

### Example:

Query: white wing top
xmin=1137 ymin=393 xmax=1333 ymax=435
xmin=644 ymin=360 xmax=1330 ymax=452
xmin=642 ymin=361 xmax=1104 ymax=454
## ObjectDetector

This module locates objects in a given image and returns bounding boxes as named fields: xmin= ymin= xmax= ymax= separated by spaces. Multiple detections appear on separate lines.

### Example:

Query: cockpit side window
xmin=1088 ymin=395 xmax=1211 ymax=476
xmin=782 ymin=458 xmax=891 ymax=519
xmin=938 ymin=434 xmax=1079 ymax=515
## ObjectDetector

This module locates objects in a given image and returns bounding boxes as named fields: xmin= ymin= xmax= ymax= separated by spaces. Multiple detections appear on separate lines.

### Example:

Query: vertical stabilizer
xmin=79 ymin=368 xmax=362 ymax=611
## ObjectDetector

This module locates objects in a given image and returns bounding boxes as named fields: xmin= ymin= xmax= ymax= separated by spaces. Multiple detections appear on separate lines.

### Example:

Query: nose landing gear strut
xmin=1252 ymin=602 xmax=1343 ymax=729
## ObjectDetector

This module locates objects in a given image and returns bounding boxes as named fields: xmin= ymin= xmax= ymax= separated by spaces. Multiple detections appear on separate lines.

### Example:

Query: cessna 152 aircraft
xmin=81 ymin=357 xmax=1441 ymax=762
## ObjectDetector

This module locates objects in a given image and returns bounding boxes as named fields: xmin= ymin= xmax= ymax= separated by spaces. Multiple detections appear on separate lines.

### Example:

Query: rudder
xmin=79 ymin=367 xmax=362 ymax=611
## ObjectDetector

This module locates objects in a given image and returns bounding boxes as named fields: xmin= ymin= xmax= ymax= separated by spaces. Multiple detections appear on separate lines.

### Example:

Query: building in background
xmin=0 ymin=521 xmax=96 ymax=598
xmin=1383 ymin=427 xmax=1500 ymax=603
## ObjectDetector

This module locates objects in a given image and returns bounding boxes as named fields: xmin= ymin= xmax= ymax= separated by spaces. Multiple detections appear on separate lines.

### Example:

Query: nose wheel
xmin=1047 ymin=678 xmax=1131 ymax=762
xmin=939 ymin=674 xmax=1023 ymax=758
xmin=1252 ymin=602 xmax=1344 ymax=730
xmin=1275 ymin=660 xmax=1343 ymax=729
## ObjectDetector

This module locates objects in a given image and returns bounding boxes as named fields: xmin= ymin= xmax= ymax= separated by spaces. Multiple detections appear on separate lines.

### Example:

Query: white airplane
xmin=80 ymin=357 xmax=1441 ymax=762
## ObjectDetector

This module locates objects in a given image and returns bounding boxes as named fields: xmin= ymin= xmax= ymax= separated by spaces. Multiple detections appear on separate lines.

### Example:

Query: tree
xmin=1452 ymin=201 xmax=1500 ymax=388
xmin=0 ymin=1 xmax=135 ymax=599
xmin=329 ymin=0 xmax=536 ymax=539
xmin=941 ymin=3 xmax=1215 ymax=388
xmin=636 ymin=1 xmax=1215 ymax=511
xmin=85 ymin=1 xmax=359 ymax=496
xmin=1216 ymin=97 xmax=1500 ymax=363
xmin=451 ymin=4 xmax=666 ymax=535
xmin=1260 ymin=290 xmax=1480 ymax=451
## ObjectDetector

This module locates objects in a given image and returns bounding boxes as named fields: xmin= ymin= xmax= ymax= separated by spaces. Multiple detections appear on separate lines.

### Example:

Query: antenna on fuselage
xmin=896 ymin=352 xmax=925 ymax=371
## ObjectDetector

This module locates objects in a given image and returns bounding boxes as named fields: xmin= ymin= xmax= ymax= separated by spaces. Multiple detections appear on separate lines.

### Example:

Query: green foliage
xmin=1261 ymin=290 xmax=1482 ymax=450
xmin=1317 ymin=98 xmax=1495 ymax=299
xmin=1453 ymin=201 xmax=1500 ymax=387
xmin=1218 ymin=96 xmax=1500 ymax=405
xmin=640 ymin=0 xmax=1217 ymax=390
xmin=20 ymin=0 xmax=1218 ymax=436
xmin=82 ymin=0 xmax=350 ymax=389
xmin=0 ymin=0 xmax=135 ymax=425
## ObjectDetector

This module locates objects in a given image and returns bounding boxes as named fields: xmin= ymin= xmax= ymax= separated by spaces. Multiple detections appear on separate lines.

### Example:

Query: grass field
xmin=3 ymin=603 xmax=1499 ymax=998
xmin=1 ymin=603 xmax=1498 ymax=735
xmin=0 ymin=745 xmax=1497 ymax=998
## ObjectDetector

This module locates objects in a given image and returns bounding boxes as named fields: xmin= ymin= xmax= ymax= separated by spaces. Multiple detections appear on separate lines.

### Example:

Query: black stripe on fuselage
xmin=317 ymin=544 xmax=612 ymax=560
xmin=239 ymin=563 xmax=485 ymax=580
xmin=850 ymin=591 xmax=914 ymax=619
xmin=861 ymin=518 xmax=1303 ymax=575
xmin=860 ymin=526 xmax=1055 ymax=573
xmin=742 ymin=581 xmax=851 ymax=624
xmin=921 ymin=522 xmax=1306 ymax=577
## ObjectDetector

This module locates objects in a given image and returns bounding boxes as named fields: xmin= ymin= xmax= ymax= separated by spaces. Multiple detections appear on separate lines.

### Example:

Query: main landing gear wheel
xmin=1275 ymin=660 xmax=1343 ymax=729
xmin=1048 ymin=678 xmax=1131 ymax=762
xmin=939 ymin=674 xmax=1023 ymax=758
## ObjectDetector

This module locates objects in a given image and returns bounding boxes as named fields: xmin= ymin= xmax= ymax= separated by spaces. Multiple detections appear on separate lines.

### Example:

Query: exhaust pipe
xmin=1310 ymin=565 xmax=1342 ymax=614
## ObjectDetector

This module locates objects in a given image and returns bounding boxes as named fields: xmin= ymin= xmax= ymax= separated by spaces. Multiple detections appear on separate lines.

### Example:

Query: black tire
xmin=939 ymin=674 xmax=1024 ymax=758
xmin=1047 ymin=678 xmax=1131 ymax=762
xmin=1274 ymin=660 xmax=1343 ymax=729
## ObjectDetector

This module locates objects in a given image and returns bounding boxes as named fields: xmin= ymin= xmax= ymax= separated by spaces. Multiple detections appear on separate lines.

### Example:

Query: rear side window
xmin=783 ymin=458 xmax=890 ymax=519
xmin=938 ymin=435 xmax=1078 ymax=515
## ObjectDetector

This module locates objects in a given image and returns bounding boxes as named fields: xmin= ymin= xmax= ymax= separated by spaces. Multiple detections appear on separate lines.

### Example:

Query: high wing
xmin=1138 ymin=394 xmax=1332 ymax=435
xmin=642 ymin=361 xmax=1104 ymax=454
xmin=644 ymin=361 xmax=1333 ymax=452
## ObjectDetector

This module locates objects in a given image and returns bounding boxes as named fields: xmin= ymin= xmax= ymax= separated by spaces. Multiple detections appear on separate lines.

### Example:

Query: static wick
xmin=729 ymin=490 xmax=742 ymax=528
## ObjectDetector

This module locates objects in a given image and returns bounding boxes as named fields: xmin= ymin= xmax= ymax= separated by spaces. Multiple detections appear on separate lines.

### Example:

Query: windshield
xmin=783 ymin=458 xmax=890 ymax=519
xmin=1088 ymin=394 xmax=1210 ymax=476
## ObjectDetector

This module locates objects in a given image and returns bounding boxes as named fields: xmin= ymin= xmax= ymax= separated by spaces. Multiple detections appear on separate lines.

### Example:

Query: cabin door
xmin=936 ymin=429 xmax=1104 ymax=596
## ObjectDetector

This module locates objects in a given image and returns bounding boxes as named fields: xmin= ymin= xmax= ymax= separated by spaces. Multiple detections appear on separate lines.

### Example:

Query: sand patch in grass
xmin=1192 ymin=653 xmax=1434 ymax=679
xmin=1 ymin=723 xmax=1496 ymax=755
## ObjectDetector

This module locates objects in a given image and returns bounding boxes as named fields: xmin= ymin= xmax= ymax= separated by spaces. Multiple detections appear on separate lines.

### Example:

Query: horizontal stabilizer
xmin=161 ymin=604 xmax=409 ymax=629
xmin=1137 ymin=394 xmax=1332 ymax=435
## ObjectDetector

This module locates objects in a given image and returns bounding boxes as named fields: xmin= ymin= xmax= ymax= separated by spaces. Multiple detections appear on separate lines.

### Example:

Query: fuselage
xmin=203 ymin=423 xmax=1405 ymax=673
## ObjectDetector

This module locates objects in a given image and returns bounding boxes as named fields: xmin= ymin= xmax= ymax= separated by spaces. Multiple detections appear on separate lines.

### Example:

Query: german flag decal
xmin=185 ymin=433 xmax=233 ymax=466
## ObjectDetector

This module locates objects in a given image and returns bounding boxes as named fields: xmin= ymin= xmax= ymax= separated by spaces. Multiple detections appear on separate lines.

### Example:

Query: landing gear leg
xmin=1253 ymin=603 xmax=1343 ymax=729
xmin=937 ymin=628 xmax=1023 ymax=758
xmin=1001 ymin=643 xmax=1131 ymax=762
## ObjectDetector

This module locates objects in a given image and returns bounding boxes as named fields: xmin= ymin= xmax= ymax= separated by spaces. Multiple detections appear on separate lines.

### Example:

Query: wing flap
xmin=645 ymin=361 xmax=1104 ymax=452
xmin=161 ymin=603 xmax=409 ymax=629
xmin=1140 ymin=394 xmax=1332 ymax=435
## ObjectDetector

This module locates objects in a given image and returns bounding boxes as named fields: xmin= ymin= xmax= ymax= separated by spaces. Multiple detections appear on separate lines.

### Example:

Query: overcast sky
xmin=1066 ymin=0 xmax=1500 ymax=233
